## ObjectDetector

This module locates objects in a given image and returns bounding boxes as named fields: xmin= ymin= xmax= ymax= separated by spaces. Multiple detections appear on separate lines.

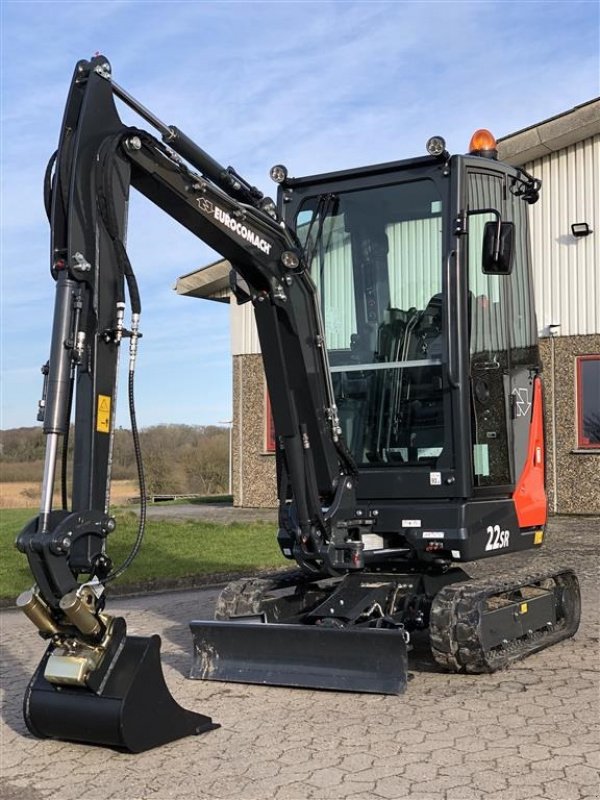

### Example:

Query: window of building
xmin=265 ymin=389 xmax=276 ymax=452
xmin=577 ymin=356 xmax=600 ymax=449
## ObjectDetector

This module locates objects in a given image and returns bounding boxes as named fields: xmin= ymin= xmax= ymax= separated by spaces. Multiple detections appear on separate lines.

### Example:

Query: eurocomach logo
xmin=196 ymin=198 xmax=272 ymax=255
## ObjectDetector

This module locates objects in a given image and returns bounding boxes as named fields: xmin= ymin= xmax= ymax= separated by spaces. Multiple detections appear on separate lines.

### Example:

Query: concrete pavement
xmin=1 ymin=516 xmax=598 ymax=800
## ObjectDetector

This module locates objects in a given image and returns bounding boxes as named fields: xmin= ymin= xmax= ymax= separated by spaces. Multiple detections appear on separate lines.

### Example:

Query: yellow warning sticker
xmin=520 ymin=602 xmax=528 ymax=614
xmin=97 ymin=395 xmax=111 ymax=434
xmin=534 ymin=530 xmax=544 ymax=545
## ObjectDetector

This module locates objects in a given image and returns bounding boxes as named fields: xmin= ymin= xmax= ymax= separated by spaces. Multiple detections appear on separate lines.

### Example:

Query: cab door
xmin=466 ymin=170 xmax=512 ymax=491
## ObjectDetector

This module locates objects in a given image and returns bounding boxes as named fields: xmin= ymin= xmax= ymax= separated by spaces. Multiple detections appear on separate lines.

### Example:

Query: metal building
xmin=177 ymin=99 xmax=600 ymax=513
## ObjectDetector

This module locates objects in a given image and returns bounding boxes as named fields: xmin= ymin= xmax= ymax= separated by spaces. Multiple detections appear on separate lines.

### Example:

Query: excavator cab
xmin=270 ymin=146 xmax=545 ymax=564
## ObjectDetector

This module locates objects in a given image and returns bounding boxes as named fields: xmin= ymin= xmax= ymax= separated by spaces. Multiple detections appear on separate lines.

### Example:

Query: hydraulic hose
xmin=104 ymin=367 xmax=146 ymax=583
xmin=43 ymin=150 xmax=57 ymax=222
xmin=95 ymin=130 xmax=146 ymax=582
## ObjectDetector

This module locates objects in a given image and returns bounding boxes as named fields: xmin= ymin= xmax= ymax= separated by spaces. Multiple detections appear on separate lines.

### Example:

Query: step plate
xmin=190 ymin=620 xmax=408 ymax=695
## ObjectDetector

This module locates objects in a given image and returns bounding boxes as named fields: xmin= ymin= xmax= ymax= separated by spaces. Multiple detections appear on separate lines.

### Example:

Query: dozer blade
xmin=25 ymin=635 xmax=219 ymax=753
xmin=190 ymin=620 xmax=409 ymax=694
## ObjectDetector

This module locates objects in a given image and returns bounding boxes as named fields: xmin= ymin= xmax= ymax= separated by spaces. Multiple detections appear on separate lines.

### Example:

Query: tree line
xmin=0 ymin=424 xmax=229 ymax=496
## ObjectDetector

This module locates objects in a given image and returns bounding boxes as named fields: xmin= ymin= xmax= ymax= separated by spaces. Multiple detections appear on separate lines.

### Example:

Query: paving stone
xmin=1 ymin=516 xmax=597 ymax=800
xmin=305 ymin=768 xmax=346 ymax=790
xmin=544 ymin=778 xmax=587 ymax=800
xmin=275 ymin=781 xmax=314 ymax=799
xmin=518 ymin=742 xmax=554 ymax=761
xmin=452 ymin=736 xmax=489 ymax=753
xmin=344 ymin=794 xmax=381 ymax=800
xmin=583 ymin=750 xmax=600 ymax=770
xmin=337 ymin=753 xmax=375 ymax=772
xmin=486 ymin=785 xmax=546 ymax=800
xmin=344 ymin=762 xmax=418 ymax=783
xmin=428 ymin=747 xmax=465 ymax=767
xmin=372 ymin=776 xmax=413 ymax=798
xmin=409 ymin=774 xmax=472 ymax=793
xmin=446 ymin=788 xmax=490 ymax=800
xmin=563 ymin=763 xmax=600 ymax=787
xmin=470 ymin=769 xmax=509 ymax=792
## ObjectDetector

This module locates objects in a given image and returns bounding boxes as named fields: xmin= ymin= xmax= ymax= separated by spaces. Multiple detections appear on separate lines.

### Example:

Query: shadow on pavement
xmin=0 ymin=641 xmax=34 ymax=736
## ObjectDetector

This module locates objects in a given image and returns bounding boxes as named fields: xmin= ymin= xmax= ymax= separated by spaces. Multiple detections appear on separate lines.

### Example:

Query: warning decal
xmin=97 ymin=394 xmax=111 ymax=433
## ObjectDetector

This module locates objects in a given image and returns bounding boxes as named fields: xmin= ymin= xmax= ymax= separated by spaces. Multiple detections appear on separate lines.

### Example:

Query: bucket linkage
xmin=17 ymin=571 xmax=218 ymax=753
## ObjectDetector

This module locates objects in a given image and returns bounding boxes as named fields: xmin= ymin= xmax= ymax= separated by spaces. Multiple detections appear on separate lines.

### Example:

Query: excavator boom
xmin=15 ymin=54 xmax=365 ymax=751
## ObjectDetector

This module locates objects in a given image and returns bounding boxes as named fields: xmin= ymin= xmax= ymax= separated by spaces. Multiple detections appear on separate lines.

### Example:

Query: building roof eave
xmin=497 ymin=97 xmax=600 ymax=166
xmin=175 ymin=259 xmax=231 ymax=302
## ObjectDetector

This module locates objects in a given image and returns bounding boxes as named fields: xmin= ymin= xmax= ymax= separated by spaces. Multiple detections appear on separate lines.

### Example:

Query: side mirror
xmin=482 ymin=220 xmax=514 ymax=275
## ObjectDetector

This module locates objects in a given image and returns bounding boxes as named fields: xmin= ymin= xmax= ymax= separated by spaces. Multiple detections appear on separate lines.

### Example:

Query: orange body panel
xmin=513 ymin=377 xmax=547 ymax=528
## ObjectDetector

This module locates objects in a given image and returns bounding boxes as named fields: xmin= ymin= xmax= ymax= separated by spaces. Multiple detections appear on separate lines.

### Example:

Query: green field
xmin=0 ymin=508 xmax=283 ymax=601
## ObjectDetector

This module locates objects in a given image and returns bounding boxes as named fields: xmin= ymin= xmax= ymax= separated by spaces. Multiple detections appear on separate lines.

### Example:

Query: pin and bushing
xmin=59 ymin=591 xmax=103 ymax=638
xmin=16 ymin=590 xmax=60 ymax=636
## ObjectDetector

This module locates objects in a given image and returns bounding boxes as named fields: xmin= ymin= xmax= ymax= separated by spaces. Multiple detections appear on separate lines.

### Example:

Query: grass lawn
xmin=0 ymin=508 xmax=284 ymax=601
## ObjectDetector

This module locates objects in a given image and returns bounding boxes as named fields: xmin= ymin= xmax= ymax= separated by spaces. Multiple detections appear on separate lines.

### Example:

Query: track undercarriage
xmin=190 ymin=565 xmax=580 ymax=694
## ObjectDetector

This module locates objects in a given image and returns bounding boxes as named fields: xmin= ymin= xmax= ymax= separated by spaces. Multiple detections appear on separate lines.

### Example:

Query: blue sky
xmin=1 ymin=0 xmax=598 ymax=430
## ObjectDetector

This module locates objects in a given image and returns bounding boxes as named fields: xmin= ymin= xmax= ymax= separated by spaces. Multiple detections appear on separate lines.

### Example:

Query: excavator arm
xmin=125 ymin=129 xmax=362 ymax=574
xmin=18 ymin=55 xmax=362 ymax=603
xmin=15 ymin=54 xmax=364 ymax=751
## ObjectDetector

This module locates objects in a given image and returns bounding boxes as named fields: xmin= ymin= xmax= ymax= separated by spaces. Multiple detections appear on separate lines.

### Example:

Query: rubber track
xmin=429 ymin=567 xmax=580 ymax=674
xmin=215 ymin=578 xmax=278 ymax=620
xmin=214 ymin=572 xmax=307 ymax=621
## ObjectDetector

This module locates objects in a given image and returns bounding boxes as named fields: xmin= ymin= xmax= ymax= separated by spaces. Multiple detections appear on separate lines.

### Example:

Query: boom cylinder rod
xmin=110 ymin=79 xmax=254 ymax=202
xmin=39 ymin=272 xmax=77 ymax=530
xmin=111 ymin=79 xmax=172 ymax=139
xmin=111 ymin=80 xmax=227 ymax=181
xmin=43 ymin=273 xmax=77 ymax=435
xmin=39 ymin=433 xmax=59 ymax=531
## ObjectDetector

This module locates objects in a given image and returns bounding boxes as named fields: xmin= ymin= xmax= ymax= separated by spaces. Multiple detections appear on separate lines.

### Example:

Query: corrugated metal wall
xmin=312 ymin=229 xmax=355 ymax=350
xmin=387 ymin=218 xmax=442 ymax=309
xmin=231 ymin=299 xmax=260 ymax=355
xmin=526 ymin=134 xmax=600 ymax=337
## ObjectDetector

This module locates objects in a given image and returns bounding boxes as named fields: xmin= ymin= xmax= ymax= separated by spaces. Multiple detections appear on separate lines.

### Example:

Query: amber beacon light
xmin=468 ymin=129 xmax=498 ymax=159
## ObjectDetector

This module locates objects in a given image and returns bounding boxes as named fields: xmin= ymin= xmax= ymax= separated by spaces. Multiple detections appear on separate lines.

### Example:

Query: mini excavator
xmin=16 ymin=55 xmax=580 ymax=752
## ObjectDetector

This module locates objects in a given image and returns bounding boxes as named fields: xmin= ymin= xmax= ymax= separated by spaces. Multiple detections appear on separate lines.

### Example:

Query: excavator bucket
xmin=189 ymin=620 xmax=409 ymax=695
xmin=24 ymin=635 xmax=219 ymax=753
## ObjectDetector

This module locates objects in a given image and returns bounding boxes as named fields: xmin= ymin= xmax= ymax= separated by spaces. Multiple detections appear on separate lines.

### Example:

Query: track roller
xmin=429 ymin=567 xmax=580 ymax=673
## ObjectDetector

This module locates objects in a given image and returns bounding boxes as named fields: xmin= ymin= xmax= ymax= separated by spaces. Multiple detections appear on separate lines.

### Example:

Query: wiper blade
xmin=303 ymin=193 xmax=339 ymax=267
